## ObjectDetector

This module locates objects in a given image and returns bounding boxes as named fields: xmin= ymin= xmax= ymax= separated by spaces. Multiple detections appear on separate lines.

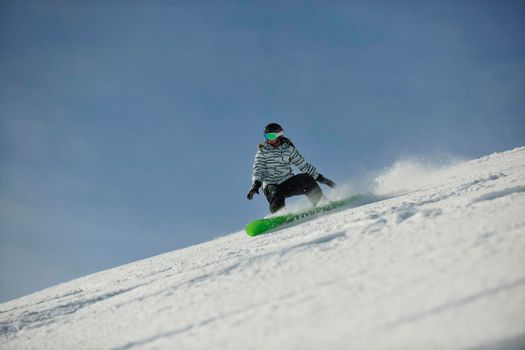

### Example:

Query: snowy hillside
xmin=1 ymin=147 xmax=525 ymax=350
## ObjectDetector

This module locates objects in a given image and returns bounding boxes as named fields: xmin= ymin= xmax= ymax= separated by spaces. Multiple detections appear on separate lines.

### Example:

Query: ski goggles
xmin=264 ymin=131 xmax=284 ymax=140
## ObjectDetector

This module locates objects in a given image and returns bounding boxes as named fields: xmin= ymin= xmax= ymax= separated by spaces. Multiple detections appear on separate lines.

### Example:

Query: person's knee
xmin=264 ymin=185 xmax=279 ymax=199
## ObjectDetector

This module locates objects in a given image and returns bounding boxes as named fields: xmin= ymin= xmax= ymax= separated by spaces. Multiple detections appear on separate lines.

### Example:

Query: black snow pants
xmin=264 ymin=173 xmax=324 ymax=213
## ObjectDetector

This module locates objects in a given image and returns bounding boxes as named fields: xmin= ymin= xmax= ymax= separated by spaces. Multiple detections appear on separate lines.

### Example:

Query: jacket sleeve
xmin=252 ymin=148 xmax=266 ymax=184
xmin=289 ymin=146 xmax=320 ymax=179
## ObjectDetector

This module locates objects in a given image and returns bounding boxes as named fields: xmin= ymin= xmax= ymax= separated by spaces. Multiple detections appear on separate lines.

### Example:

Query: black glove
xmin=317 ymin=174 xmax=336 ymax=188
xmin=247 ymin=180 xmax=262 ymax=200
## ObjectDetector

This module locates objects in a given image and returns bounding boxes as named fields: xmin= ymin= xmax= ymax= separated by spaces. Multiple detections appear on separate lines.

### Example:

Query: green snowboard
xmin=245 ymin=195 xmax=362 ymax=236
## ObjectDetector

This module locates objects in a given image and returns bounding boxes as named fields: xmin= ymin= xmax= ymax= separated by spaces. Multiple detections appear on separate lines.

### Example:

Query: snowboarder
xmin=247 ymin=123 xmax=337 ymax=213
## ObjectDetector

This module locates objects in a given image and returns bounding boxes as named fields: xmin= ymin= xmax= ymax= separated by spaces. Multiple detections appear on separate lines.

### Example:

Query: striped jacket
xmin=252 ymin=138 xmax=320 ymax=188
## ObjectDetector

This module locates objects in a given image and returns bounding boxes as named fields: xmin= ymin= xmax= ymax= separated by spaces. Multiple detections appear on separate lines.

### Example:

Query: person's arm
xmin=247 ymin=149 xmax=265 ymax=200
xmin=289 ymin=146 xmax=320 ymax=179
xmin=289 ymin=146 xmax=336 ymax=188
xmin=252 ymin=148 xmax=266 ymax=185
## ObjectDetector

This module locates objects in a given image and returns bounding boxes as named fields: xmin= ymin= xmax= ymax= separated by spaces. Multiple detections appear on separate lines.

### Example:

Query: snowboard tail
xmin=245 ymin=195 xmax=362 ymax=236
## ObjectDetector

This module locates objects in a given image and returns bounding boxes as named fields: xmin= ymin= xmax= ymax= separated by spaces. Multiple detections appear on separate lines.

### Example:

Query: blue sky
xmin=1 ymin=0 xmax=524 ymax=302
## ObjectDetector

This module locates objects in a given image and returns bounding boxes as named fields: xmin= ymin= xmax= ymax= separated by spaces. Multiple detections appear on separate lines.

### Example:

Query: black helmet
xmin=264 ymin=123 xmax=283 ymax=134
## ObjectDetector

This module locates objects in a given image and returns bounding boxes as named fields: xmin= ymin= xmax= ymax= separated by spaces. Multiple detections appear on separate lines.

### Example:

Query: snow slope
xmin=1 ymin=147 xmax=525 ymax=350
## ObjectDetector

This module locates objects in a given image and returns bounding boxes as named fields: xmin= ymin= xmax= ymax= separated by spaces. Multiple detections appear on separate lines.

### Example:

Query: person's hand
xmin=317 ymin=174 xmax=336 ymax=188
xmin=247 ymin=180 xmax=262 ymax=200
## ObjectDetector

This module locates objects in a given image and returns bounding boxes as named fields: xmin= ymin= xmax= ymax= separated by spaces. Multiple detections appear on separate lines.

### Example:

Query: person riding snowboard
xmin=247 ymin=123 xmax=337 ymax=213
